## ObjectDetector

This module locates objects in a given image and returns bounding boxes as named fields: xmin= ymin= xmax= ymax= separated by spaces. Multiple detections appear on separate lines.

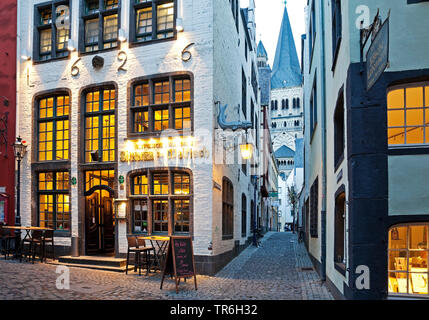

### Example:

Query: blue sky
xmin=241 ymin=0 xmax=306 ymax=66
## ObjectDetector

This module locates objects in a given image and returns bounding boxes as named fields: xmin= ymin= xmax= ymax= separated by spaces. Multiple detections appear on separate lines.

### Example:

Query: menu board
xmin=160 ymin=236 xmax=197 ymax=293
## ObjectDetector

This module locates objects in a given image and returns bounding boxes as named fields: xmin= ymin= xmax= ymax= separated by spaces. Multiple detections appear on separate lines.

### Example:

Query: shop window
xmin=38 ymin=171 xmax=70 ymax=231
xmin=130 ymin=169 xmax=191 ymax=234
xmin=222 ymin=177 xmax=234 ymax=240
xmin=242 ymin=194 xmax=247 ymax=237
xmin=388 ymin=224 xmax=428 ymax=296
xmin=82 ymin=0 xmax=120 ymax=53
xmin=310 ymin=177 xmax=318 ymax=238
xmin=334 ymin=191 xmax=346 ymax=272
xmin=131 ymin=0 xmax=175 ymax=44
xmin=130 ymin=74 xmax=192 ymax=135
xmin=34 ymin=1 xmax=70 ymax=62
xmin=334 ymin=90 xmax=345 ymax=168
xmin=387 ymin=83 xmax=429 ymax=146
xmin=84 ymin=88 xmax=116 ymax=163
xmin=37 ymin=94 xmax=70 ymax=162
xmin=0 ymin=198 xmax=6 ymax=224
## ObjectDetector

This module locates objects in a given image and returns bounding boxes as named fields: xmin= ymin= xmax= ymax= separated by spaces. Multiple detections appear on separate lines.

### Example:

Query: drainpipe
xmin=319 ymin=0 xmax=327 ymax=281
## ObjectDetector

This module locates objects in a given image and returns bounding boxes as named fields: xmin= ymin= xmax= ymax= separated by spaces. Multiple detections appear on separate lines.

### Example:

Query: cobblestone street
xmin=0 ymin=232 xmax=333 ymax=300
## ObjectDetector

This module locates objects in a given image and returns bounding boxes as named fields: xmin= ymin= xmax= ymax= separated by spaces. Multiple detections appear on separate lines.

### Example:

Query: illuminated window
xmin=132 ymin=0 xmax=175 ymax=43
xmin=82 ymin=0 xmax=119 ymax=53
xmin=388 ymin=224 xmax=428 ymax=296
xmin=38 ymin=171 xmax=70 ymax=231
xmin=85 ymin=170 xmax=115 ymax=192
xmin=35 ymin=2 xmax=70 ymax=61
xmin=38 ymin=95 xmax=70 ymax=161
xmin=388 ymin=84 xmax=429 ymax=146
xmin=129 ymin=169 xmax=192 ymax=235
xmin=130 ymin=75 xmax=193 ymax=135
xmin=222 ymin=177 xmax=234 ymax=240
xmin=84 ymin=88 xmax=116 ymax=163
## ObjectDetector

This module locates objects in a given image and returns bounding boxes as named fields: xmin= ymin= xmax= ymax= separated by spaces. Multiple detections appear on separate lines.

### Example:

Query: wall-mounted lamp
xmin=21 ymin=50 xmax=31 ymax=61
xmin=240 ymin=143 xmax=254 ymax=160
xmin=118 ymin=29 xmax=127 ymax=42
xmin=176 ymin=18 xmax=184 ymax=32
xmin=67 ymin=39 xmax=76 ymax=52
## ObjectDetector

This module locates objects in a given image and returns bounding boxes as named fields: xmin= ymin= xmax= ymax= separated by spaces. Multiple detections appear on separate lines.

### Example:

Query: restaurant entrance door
xmin=85 ymin=189 xmax=115 ymax=255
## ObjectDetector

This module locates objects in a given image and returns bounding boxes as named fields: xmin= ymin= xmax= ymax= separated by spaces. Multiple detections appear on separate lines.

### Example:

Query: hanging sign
xmin=366 ymin=16 xmax=389 ymax=91
xmin=160 ymin=236 xmax=197 ymax=294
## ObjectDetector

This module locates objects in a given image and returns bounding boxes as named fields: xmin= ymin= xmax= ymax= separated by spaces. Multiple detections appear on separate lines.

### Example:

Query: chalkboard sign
xmin=160 ymin=236 xmax=197 ymax=293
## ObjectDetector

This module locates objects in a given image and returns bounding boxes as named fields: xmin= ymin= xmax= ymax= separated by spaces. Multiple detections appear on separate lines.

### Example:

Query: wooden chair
xmin=0 ymin=227 xmax=15 ymax=260
xmin=22 ymin=230 xmax=44 ymax=263
xmin=126 ymin=236 xmax=154 ymax=276
xmin=42 ymin=230 xmax=55 ymax=262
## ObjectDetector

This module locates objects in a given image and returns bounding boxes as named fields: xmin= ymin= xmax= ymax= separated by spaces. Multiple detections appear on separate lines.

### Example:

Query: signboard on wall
xmin=366 ymin=17 xmax=390 ymax=91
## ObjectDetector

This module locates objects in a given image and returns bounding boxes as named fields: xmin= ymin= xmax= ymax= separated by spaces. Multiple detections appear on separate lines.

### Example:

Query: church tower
xmin=270 ymin=1 xmax=304 ymax=178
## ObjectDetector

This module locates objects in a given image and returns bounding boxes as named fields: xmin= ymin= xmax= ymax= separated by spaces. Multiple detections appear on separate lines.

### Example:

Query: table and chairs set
xmin=0 ymin=225 xmax=55 ymax=263
xmin=125 ymin=235 xmax=170 ymax=276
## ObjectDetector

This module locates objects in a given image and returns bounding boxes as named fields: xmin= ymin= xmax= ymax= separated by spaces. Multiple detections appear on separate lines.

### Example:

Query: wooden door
xmin=85 ymin=192 xmax=100 ymax=255
xmin=102 ymin=196 xmax=114 ymax=253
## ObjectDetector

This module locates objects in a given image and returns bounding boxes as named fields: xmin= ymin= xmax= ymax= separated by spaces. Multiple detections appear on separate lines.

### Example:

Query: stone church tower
xmin=268 ymin=3 xmax=303 ymax=177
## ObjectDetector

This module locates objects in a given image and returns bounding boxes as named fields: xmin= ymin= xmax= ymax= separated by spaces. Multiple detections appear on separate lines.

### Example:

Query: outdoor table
xmin=1 ymin=226 xmax=54 ymax=261
xmin=138 ymin=235 xmax=170 ymax=272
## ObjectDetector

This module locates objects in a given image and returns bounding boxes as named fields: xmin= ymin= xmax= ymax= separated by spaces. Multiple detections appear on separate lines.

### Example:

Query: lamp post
xmin=13 ymin=136 xmax=27 ymax=256
xmin=239 ymin=138 xmax=258 ymax=247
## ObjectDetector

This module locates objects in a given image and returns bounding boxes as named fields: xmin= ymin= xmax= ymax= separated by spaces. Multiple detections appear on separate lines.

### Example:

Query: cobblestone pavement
xmin=0 ymin=232 xmax=333 ymax=300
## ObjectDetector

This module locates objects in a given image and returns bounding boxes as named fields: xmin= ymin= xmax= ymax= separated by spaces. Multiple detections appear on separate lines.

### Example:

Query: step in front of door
xmin=58 ymin=255 xmax=127 ymax=268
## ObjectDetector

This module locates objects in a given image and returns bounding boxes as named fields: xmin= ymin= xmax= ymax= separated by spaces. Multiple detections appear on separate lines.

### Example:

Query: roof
xmin=271 ymin=5 xmax=303 ymax=89
xmin=257 ymin=40 xmax=268 ymax=58
xmin=275 ymin=145 xmax=295 ymax=158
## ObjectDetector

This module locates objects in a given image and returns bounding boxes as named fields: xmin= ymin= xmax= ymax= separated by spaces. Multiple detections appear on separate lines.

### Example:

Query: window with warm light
xmin=130 ymin=74 xmax=192 ymax=136
xmin=38 ymin=171 xmax=70 ymax=231
xmin=37 ymin=94 xmax=70 ymax=162
xmin=388 ymin=83 xmax=429 ymax=146
xmin=131 ymin=0 xmax=176 ymax=44
xmin=388 ymin=224 xmax=428 ymax=296
xmin=84 ymin=88 xmax=116 ymax=163
xmin=82 ymin=0 xmax=120 ymax=53
xmin=34 ymin=1 xmax=70 ymax=61
xmin=85 ymin=170 xmax=115 ymax=192
xmin=129 ymin=169 xmax=191 ymax=234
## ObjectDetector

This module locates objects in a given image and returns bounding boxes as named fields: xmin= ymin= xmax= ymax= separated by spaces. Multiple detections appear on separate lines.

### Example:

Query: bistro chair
xmin=126 ymin=236 xmax=154 ymax=276
xmin=42 ymin=229 xmax=55 ymax=262
xmin=0 ymin=227 xmax=15 ymax=260
xmin=22 ymin=230 xmax=44 ymax=263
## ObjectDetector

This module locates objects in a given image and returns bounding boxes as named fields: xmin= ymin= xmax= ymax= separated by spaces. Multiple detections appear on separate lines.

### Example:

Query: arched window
xmin=297 ymin=98 xmax=300 ymax=108
xmin=130 ymin=169 xmax=191 ymax=234
xmin=286 ymin=99 xmax=289 ymax=109
xmin=293 ymin=98 xmax=296 ymax=108
xmin=242 ymin=194 xmax=247 ymax=237
xmin=282 ymin=99 xmax=285 ymax=109
xmin=271 ymin=100 xmax=274 ymax=110
xmin=388 ymin=223 xmax=428 ymax=296
xmin=388 ymin=83 xmax=429 ymax=145
xmin=275 ymin=100 xmax=278 ymax=110
xmin=334 ymin=89 xmax=345 ymax=166
xmin=222 ymin=177 xmax=234 ymax=239
xmin=284 ymin=121 xmax=287 ymax=127
xmin=334 ymin=191 xmax=346 ymax=270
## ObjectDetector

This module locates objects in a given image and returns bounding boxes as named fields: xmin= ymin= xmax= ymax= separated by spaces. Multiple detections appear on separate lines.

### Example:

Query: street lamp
xmin=13 ymin=136 xmax=27 ymax=255
xmin=239 ymin=139 xmax=258 ymax=247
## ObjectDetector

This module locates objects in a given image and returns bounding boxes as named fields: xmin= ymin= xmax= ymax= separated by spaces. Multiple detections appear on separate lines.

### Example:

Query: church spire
xmin=271 ymin=4 xmax=302 ymax=89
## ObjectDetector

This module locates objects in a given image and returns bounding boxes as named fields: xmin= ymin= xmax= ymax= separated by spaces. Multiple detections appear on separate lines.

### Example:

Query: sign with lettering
xmin=366 ymin=17 xmax=389 ymax=91
xmin=160 ymin=236 xmax=197 ymax=293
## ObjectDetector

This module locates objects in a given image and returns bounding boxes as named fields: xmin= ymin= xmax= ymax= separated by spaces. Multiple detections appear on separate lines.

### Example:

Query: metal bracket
xmin=217 ymin=103 xmax=252 ymax=132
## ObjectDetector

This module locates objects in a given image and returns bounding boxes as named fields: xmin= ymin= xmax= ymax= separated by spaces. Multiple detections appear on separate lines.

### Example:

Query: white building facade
xmin=16 ymin=0 xmax=263 ymax=275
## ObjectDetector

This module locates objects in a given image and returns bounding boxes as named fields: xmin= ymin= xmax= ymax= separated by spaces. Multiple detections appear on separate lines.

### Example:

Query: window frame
xmin=128 ymin=168 xmax=192 ymax=235
xmin=129 ymin=0 xmax=177 ymax=47
xmin=222 ymin=177 xmax=234 ymax=240
xmin=80 ymin=0 xmax=121 ymax=54
xmin=33 ymin=1 xmax=71 ymax=63
xmin=388 ymin=223 xmax=429 ymax=297
xmin=36 ymin=91 xmax=71 ymax=163
xmin=310 ymin=177 xmax=319 ymax=238
xmin=334 ymin=87 xmax=345 ymax=170
xmin=37 ymin=170 xmax=71 ymax=232
xmin=334 ymin=188 xmax=346 ymax=276
xmin=82 ymin=85 xmax=117 ymax=164
xmin=331 ymin=0 xmax=342 ymax=72
xmin=128 ymin=72 xmax=194 ymax=138
xmin=387 ymin=82 xmax=429 ymax=148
